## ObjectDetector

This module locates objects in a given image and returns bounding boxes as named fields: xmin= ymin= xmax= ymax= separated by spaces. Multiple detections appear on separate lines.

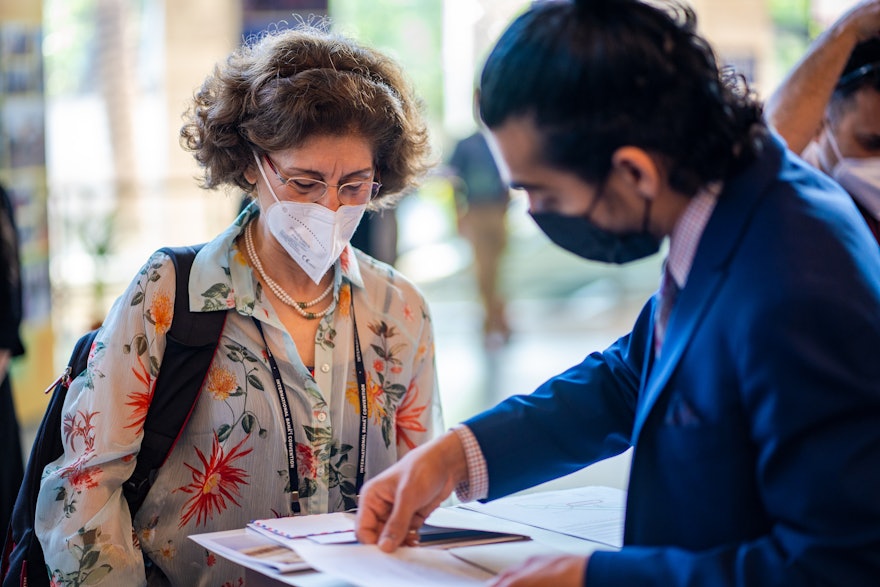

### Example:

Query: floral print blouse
xmin=35 ymin=205 xmax=443 ymax=586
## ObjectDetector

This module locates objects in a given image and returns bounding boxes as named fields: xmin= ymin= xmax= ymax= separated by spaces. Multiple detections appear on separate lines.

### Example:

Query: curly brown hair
xmin=180 ymin=25 xmax=432 ymax=207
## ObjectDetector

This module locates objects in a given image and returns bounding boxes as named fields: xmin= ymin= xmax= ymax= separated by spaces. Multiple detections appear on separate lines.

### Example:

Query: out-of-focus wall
xmin=441 ymin=0 xmax=776 ymax=147
xmin=693 ymin=0 xmax=775 ymax=95
xmin=1 ymin=0 xmax=52 ymax=424
xmin=161 ymin=0 xmax=242 ymax=252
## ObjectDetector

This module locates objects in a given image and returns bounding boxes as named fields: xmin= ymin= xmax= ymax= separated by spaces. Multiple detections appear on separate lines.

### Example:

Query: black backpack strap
xmin=122 ymin=244 xmax=227 ymax=514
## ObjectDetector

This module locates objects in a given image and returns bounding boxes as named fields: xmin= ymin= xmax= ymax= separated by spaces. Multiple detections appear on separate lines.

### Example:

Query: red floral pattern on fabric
xmin=176 ymin=434 xmax=253 ymax=528
xmin=395 ymin=381 xmax=428 ymax=450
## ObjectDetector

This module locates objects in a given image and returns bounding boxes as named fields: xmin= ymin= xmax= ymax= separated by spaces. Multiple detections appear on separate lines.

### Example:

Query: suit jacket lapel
xmin=634 ymin=269 xmax=725 ymax=439
xmin=631 ymin=131 xmax=788 ymax=442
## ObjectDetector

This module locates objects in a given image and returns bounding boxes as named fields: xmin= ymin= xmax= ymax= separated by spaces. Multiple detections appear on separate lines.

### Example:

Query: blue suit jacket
xmin=465 ymin=132 xmax=880 ymax=586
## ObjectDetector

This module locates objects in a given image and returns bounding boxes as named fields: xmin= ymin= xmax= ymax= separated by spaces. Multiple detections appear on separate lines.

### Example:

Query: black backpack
xmin=1 ymin=245 xmax=226 ymax=587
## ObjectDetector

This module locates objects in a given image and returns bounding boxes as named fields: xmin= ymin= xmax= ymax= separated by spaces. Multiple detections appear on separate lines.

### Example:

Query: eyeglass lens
xmin=264 ymin=155 xmax=379 ymax=203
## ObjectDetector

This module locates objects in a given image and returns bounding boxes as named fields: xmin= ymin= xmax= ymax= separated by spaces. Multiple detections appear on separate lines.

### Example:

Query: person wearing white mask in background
xmin=766 ymin=0 xmax=880 ymax=243
xmin=34 ymin=24 xmax=443 ymax=586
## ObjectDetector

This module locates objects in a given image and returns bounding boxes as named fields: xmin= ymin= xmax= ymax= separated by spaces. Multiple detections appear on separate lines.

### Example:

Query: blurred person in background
xmin=766 ymin=0 xmax=880 ymax=243
xmin=35 ymin=24 xmax=442 ymax=585
xmin=355 ymin=0 xmax=880 ymax=585
xmin=349 ymin=205 xmax=400 ymax=267
xmin=0 ymin=184 xmax=25 ymax=538
xmin=447 ymin=130 xmax=512 ymax=347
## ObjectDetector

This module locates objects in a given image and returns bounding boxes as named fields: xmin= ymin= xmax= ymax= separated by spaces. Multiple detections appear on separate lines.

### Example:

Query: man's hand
xmin=355 ymin=430 xmax=469 ymax=552
xmin=489 ymin=554 xmax=588 ymax=587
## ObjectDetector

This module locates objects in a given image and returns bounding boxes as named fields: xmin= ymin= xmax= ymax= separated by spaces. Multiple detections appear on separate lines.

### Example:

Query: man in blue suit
xmin=356 ymin=0 xmax=880 ymax=585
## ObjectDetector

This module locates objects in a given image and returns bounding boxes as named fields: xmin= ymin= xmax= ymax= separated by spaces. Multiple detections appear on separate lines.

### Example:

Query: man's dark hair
xmin=478 ymin=0 xmax=765 ymax=196
xmin=834 ymin=38 xmax=880 ymax=98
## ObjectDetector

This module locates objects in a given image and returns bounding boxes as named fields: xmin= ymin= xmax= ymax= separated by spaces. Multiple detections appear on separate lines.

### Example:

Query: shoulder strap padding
xmin=122 ymin=244 xmax=226 ymax=513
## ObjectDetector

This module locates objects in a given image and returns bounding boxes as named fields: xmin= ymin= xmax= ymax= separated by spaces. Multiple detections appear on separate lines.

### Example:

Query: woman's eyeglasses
xmin=264 ymin=155 xmax=381 ymax=205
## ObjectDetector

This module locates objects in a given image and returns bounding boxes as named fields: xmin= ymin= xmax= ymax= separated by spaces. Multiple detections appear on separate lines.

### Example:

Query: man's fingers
xmin=377 ymin=489 xmax=420 ymax=552
xmin=404 ymin=527 xmax=420 ymax=547
xmin=354 ymin=489 xmax=393 ymax=545
xmin=356 ymin=433 xmax=464 ymax=551
xmin=354 ymin=514 xmax=382 ymax=545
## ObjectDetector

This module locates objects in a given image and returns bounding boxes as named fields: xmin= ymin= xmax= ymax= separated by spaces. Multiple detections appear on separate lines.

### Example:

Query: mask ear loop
xmin=252 ymin=150 xmax=283 ymax=205
xmin=825 ymin=128 xmax=845 ymax=167
xmin=642 ymin=198 xmax=653 ymax=234
xmin=583 ymin=181 xmax=606 ymax=222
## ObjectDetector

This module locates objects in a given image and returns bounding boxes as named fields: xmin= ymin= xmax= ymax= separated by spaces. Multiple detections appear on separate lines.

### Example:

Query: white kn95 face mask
xmin=826 ymin=132 xmax=880 ymax=220
xmin=253 ymin=151 xmax=366 ymax=284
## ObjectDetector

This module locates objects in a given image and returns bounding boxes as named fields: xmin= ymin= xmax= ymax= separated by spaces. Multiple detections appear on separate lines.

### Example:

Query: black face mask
xmin=530 ymin=200 xmax=660 ymax=264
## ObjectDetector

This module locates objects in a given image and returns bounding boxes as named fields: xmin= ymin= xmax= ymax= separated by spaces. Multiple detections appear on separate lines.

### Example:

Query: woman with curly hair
xmin=35 ymin=24 xmax=442 ymax=585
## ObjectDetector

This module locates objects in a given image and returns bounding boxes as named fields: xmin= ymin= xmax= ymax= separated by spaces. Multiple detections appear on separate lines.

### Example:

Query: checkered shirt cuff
xmin=451 ymin=424 xmax=489 ymax=502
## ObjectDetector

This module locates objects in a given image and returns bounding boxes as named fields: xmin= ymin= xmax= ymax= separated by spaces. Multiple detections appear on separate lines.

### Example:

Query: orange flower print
xmin=233 ymin=247 xmax=247 ymax=267
xmin=366 ymin=373 xmax=386 ymax=423
xmin=206 ymin=551 xmax=217 ymax=566
xmin=160 ymin=541 xmax=176 ymax=559
xmin=150 ymin=292 xmax=173 ymax=335
xmin=207 ymin=366 xmax=237 ymax=401
xmin=338 ymin=283 xmax=351 ymax=318
xmin=140 ymin=527 xmax=156 ymax=544
xmin=345 ymin=381 xmax=358 ymax=408
xmin=395 ymin=382 xmax=428 ymax=450
xmin=373 ymin=359 xmax=385 ymax=372
xmin=177 ymin=434 xmax=253 ymax=528
xmin=346 ymin=373 xmax=386 ymax=423
xmin=403 ymin=303 xmax=414 ymax=321
xmin=296 ymin=444 xmax=317 ymax=478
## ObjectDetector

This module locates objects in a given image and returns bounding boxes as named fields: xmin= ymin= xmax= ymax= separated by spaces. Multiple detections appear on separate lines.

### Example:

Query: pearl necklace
xmin=244 ymin=222 xmax=335 ymax=320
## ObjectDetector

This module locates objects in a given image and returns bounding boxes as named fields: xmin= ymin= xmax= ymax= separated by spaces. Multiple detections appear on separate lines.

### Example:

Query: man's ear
xmin=610 ymin=146 xmax=661 ymax=201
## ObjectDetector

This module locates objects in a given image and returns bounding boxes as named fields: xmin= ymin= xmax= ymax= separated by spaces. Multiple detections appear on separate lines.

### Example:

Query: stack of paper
xmin=189 ymin=528 xmax=310 ymax=574
xmin=247 ymin=512 xmax=357 ymax=548
xmin=192 ymin=510 xmax=529 ymax=582
xmin=190 ymin=486 xmax=626 ymax=586
xmin=246 ymin=511 xmax=529 ymax=549
xmin=460 ymin=485 xmax=626 ymax=548
xmin=290 ymin=541 xmax=495 ymax=586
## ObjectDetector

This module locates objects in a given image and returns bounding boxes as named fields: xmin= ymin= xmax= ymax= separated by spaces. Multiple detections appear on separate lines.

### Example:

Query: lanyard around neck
xmin=252 ymin=295 xmax=367 ymax=515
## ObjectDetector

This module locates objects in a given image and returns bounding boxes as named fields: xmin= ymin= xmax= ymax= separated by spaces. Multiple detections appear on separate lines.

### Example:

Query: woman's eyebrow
xmin=282 ymin=165 xmax=374 ymax=179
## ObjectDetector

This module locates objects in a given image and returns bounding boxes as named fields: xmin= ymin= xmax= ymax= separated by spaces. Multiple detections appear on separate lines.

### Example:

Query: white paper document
xmin=247 ymin=512 xmax=356 ymax=549
xmin=189 ymin=528 xmax=310 ymax=573
xmin=460 ymin=485 xmax=626 ymax=548
xmin=292 ymin=541 xmax=494 ymax=587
